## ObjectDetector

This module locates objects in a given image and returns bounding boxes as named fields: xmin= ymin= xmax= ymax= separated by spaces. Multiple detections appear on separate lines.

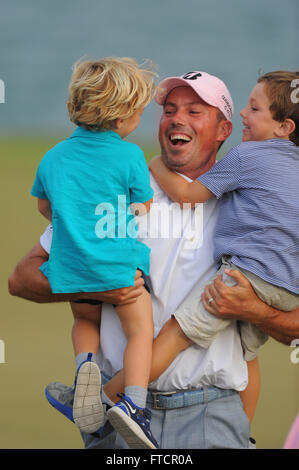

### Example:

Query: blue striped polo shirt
xmin=198 ymin=139 xmax=299 ymax=294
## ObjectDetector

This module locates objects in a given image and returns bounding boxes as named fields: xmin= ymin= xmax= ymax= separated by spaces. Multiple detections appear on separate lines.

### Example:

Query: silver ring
xmin=208 ymin=297 xmax=214 ymax=304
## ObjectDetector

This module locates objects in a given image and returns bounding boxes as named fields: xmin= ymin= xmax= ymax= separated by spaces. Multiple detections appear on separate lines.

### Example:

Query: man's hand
xmin=91 ymin=270 xmax=145 ymax=305
xmin=201 ymin=269 xmax=299 ymax=345
xmin=201 ymin=269 xmax=266 ymax=323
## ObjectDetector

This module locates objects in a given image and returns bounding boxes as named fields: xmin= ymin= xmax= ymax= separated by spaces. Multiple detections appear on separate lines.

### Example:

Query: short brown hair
xmin=257 ymin=70 xmax=299 ymax=146
xmin=67 ymin=57 xmax=157 ymax=131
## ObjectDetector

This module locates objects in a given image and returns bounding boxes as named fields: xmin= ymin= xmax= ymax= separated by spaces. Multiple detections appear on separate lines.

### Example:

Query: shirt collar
xmin=265 ymin=138 xmax=295 ymax=147
xmin=69 ymin=126 xmax=122 ymax=141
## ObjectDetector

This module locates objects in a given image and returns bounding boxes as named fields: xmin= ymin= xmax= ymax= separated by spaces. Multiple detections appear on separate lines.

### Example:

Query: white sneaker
xmin=73 ymin=354 xmax=105 ymax=434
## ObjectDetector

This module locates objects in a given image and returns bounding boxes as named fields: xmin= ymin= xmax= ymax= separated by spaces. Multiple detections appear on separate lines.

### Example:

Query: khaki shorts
xmin=174 ymin=257 xmax=299 ymax=361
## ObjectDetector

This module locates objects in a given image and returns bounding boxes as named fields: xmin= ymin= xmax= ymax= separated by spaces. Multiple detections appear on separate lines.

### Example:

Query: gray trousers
xmin=82 ymin=386 xmax=250 ymax=449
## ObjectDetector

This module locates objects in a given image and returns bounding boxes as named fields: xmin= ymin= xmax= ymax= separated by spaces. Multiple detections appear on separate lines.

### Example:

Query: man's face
xmin=158 ymin=86 xmax=230 ymax=178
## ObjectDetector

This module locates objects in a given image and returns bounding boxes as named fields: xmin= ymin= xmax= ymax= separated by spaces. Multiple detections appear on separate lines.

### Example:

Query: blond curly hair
xmin=67 ymin=57 xmax=157 ymax=131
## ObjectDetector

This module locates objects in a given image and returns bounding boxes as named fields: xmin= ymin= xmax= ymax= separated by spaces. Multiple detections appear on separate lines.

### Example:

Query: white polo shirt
xmin=40 ymin=174 xmax=248 ymax=392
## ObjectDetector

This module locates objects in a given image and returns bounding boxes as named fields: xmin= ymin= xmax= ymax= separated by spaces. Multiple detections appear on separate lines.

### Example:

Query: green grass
xmin=1 ymin=137 xmax=298 ymax=448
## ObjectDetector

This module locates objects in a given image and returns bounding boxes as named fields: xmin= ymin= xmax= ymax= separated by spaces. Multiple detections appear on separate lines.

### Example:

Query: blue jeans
xmin=81 ymin=374 xmax=250 ymax=449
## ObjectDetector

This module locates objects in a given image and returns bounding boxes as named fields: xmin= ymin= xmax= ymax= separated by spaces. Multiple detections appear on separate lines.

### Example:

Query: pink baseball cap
xmin=155 ymin=71 xmax=234 ymax=121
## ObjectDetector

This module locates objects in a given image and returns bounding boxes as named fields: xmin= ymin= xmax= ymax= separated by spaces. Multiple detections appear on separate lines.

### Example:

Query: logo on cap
xmin=182 ymin=72 xmax=202 ymax=81
xmin=221 ymin=94 xmax=233 ymax=120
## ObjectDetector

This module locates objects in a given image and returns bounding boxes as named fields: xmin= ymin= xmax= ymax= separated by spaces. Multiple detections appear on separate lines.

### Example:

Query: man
xmin=8 ymin=71 xmax=299 ymax=449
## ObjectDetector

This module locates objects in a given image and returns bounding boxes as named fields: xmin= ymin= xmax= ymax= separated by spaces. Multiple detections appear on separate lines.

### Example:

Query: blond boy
xmin=31 ymin=58 xmax=159 ymax=448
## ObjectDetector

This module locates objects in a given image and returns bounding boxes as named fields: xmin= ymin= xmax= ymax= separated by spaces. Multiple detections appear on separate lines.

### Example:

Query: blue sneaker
xmin=72 ymin=354 xmax=105 ymax=434
xmin=45 ymin=379 xmax=107 ymax=437
xmin=107 ymin=393 xmax=159 ymax=449
xmin=45 ymin=382 xmax=75 ymax=424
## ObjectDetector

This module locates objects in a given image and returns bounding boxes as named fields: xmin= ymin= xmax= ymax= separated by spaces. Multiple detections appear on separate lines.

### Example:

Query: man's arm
xmin=8 ymin=242 xmax=144 ymax=305
xmin=201 ymin=269 xmax=299 ymax=345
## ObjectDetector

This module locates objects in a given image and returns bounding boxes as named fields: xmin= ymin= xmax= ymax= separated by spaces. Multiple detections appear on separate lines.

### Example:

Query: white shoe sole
xmin=73 ymin=361 xmax=104 ymax=434
xmin=107 ymin=406 xmax=157 ymax=449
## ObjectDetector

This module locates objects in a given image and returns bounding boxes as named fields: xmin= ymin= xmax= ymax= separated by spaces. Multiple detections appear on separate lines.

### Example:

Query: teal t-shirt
xmin=31 ymin=127 xmax=154 ymax=293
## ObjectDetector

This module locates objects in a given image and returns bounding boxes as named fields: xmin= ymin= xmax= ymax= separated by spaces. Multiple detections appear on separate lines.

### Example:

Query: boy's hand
xmin=148 ymin=155 xmax=164 ymax=175
xmin=38 ymin=198 xmax=52 ymax=221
